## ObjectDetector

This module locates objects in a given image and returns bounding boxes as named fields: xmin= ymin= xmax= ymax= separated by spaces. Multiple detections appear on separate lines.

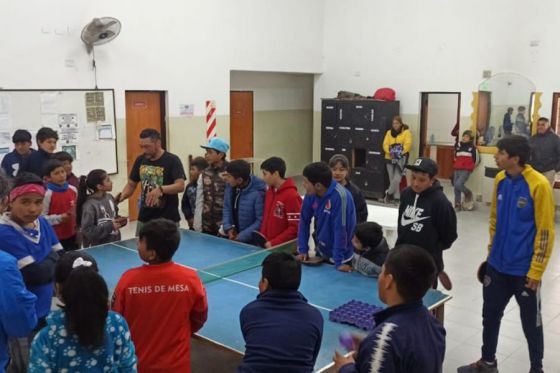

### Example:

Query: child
xmin=181 ymin=156 xmax=208 ymax=231
xmin=53 ymin=151 xmax=80 ymax=188
xmin=42 ymin=160 xmax=78 ymax=251
xmin=239 ymin=252 xmax=323 ymax=372
xmin=222 ymin=159 xmax=266 ymax=243
xmin=297 ymin=162 xmax=356 ymax=272
xmin=77 ymin=169 xmax=126 ymax=247
xmin=258 ymin=156 xmax=302 ymax=248
xmin=200 ymin=137 xmax=230 ymax=235
xmin=29 ymin=251 xmax=137 ymax=372
xmin=111 ymin=218 xmax=208 ymax=372
xmin=0 ymin=172 xmax=38 ymax=371
xmin=333 ymin=244 xmax=445 ymax=373
xmin=329 ymin=154 xmax=368 ymax=223
xmin=1 ymin=129 xmax=36 ymax=177
xmin=20 ymin=127 xmax=58 ymax=178
xmin=351 ymin=222 xmax=389 ymax=277
xmin=0 ymin=172 xmax=63 ymax=371
xmin=396 ymin=157 xmax=457 ymax=289
xmin=453 ymin=130 xmax=477 ymax=211
xmin=383 ymin=116 xmax=412 ymax=203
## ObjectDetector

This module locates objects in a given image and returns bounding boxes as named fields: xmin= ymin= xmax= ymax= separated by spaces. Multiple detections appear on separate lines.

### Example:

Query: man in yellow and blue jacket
xmin=459 ymin=136 xmax=554 ymax=373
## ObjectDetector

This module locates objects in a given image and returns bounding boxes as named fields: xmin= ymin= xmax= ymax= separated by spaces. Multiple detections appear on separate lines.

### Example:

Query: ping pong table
xmin=85 ymin=229 xmax=451 ymax=372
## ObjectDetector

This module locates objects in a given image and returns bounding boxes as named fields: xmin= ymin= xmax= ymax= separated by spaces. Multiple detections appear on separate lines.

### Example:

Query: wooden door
xmin=124 ymin=91 xmax=165 ymax=220
xmin=436 ymin=145 xmax=455 ymax=179
xmin=552 ymin=92 xmax=560 ymax=133
xmin=230 ymin=91 xmax=254 ymax=160
xmin=477 ymin=92 xmax=491 ymax=145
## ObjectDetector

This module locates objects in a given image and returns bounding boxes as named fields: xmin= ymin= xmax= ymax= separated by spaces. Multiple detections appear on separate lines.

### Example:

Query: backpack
xmin=373 ymin=88 xmax=396 ymax=101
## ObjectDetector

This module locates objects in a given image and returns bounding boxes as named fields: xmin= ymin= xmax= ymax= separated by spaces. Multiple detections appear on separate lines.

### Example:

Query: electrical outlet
xmin=476 ymin=194 xmax=483 ymax=202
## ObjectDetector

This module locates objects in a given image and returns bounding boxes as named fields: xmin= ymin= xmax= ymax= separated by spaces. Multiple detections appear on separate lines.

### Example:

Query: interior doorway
xmin=551 ymin=92 xmax=560 ymax=133
xmin=419 ymin=92 xmax=461 ymax=179
xmin=230 ymin=91 xmax=254 ymax=160
xmin=124 ymin=91 xmax=167 ymax=220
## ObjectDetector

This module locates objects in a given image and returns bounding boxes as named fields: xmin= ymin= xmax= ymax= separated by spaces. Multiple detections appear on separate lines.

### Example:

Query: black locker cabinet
xmin=320 ymin=99 xmax=400 ymax=199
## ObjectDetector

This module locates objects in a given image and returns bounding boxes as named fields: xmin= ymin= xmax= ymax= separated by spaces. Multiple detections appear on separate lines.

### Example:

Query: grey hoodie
xmin=81 ymin=194 xmax=121 ymax=247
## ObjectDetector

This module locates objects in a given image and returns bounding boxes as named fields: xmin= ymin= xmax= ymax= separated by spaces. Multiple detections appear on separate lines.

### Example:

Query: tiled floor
xmin=119 ymin=180 xmax=560 ymax=373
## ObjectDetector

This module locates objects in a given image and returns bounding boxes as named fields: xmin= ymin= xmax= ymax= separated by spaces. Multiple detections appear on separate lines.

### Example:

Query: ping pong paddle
xmin=477 ymin=261 xmax=487 ymax=284
xmin=251 ymin=231 xmax=268 ymax=248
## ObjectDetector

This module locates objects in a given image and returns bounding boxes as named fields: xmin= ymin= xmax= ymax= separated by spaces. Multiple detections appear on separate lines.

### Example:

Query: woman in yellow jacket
xmin=382 ymin=116 xmax=412 ymax=203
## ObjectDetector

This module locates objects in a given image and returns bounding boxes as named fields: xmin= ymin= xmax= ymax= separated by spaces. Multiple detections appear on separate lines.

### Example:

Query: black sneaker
xmin=457 ymin=359 xmax=498 ymax=373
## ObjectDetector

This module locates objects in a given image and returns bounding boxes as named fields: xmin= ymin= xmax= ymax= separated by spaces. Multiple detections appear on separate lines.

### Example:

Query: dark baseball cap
xmin=12 ymin=129 xmax=32 ymax=143
xmin=405 ymin=157 xmax=438 ymax=177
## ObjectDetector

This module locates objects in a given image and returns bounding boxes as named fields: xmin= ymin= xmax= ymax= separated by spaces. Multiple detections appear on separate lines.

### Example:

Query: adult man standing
xmin=117 ymin=128 xmax=186 ymax=233
xmin=529 ymin=117 xmax=560 ymax=186
xmin=459 ymin=136 xmax=555 ymax=373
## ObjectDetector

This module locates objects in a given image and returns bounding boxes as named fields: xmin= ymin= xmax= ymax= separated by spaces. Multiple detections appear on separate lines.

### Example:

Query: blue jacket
xmin=223 ymin=176 xmax=266 ymax=242
xmin=19 ymin=148 xmax=51 ymax=178
xmin=0 ymin=250 xmax=37 ymax=372
xmin=298 ymin=181 xmax=356 ymax=267
xmin=29 ymin=310 xmax=137 ymax=372
xmin=238 ymin=289 xmax=323 ymax=373
xmin=340 ymin=301 xmax=446 ymax=373
xmin=488 ymin=166 xmax=555 ymax=280
xmin=1 ymin=149 xmax=36 ymax=177
xmin=0 ymin=215 xmax=63 ymax=318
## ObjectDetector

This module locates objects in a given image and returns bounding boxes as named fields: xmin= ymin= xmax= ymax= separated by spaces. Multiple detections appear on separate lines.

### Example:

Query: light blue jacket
xmin=223 ymin=176 xmax=266 ymax=242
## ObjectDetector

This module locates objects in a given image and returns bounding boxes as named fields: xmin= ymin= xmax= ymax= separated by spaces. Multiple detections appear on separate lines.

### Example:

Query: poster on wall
xmin=179 ymin=104 xmax=194 ymax=118
xmin=62 ymin=144 xmax=77 ymax=160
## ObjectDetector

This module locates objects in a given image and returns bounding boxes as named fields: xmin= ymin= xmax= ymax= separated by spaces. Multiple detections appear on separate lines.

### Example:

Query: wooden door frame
xmin=229 ymin=90 xmax=254 ymax=159
xmin=125 ymin=90 xmax=168 ymax=147
xmin=552 ymin=92 xmax=560 ymax=133
xmin=419 ymin=92 xmax=461 ymax=157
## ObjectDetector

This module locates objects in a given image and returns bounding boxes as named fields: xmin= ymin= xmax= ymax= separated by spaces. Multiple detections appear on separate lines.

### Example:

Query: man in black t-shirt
xmin=116 ymin=128 xmax=186 ymax=234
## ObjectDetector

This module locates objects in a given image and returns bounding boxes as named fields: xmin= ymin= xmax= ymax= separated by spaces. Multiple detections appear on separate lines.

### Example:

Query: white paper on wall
xmin=40 ymin=92 xmax=59 ymax=114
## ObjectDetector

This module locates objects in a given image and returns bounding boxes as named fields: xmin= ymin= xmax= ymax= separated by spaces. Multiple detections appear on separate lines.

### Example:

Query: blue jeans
xmin=453 ymin=169 xmax=472 ymax=205
xmin=481 ymin=264 xmax=543 ymax=370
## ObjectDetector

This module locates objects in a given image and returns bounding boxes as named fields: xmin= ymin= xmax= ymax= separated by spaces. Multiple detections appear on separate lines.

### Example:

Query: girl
xmin=328 ymin=154 xmax=368 ymax=223
xmin=351 ymin=222 xmax=389 ymax=277
xmin=29 ymin=251 xmax=137 ymax=371
xmin=382 ymin=116 xmax=412 ymax=203
xmin=77 ymin=169 xmax=126 ymax=247
xmin=453 ymin=130 xmax=477 ymax=211
xmin=0 ymin=172 xmax=63 ymax=372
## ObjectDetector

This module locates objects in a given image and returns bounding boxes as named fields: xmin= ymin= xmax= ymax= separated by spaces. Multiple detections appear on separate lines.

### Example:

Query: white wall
xmin=0 ymin=0 xmax=324 ymax=118
xmin=316 ymin=0 xmax=560 ymax=120
xmin=426 ymin=94 xmax=459 ymax=145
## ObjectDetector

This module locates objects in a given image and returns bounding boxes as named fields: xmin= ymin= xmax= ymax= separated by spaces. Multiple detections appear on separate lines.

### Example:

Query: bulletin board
xmin=0 ymin=89 xmax=118 ymax=175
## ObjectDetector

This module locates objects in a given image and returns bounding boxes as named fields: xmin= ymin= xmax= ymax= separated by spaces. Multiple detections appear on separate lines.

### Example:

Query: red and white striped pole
xmin=205 ymin=100 xmax=217 ymax=140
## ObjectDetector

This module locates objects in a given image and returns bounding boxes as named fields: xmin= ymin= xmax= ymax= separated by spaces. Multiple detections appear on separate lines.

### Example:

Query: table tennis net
xmin=197 ymin=240 xmax=296 ymax=284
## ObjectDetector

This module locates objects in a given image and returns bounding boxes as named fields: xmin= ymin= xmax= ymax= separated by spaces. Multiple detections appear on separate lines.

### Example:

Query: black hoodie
xmin=396 ymin=181 xmax=457 ymax=271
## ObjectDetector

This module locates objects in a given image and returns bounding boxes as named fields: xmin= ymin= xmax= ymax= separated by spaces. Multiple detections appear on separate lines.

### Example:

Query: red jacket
xmin=453 ymin=141 xmax=477 ymax=171
xmin=260 ymin=178 xmax=302 ymax=246
xmin=43 ymin=184 xmax=77 ymax=240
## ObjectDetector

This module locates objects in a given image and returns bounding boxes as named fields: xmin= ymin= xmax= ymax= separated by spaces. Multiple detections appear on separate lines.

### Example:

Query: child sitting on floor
xmin=29 ymin=251 xmax=137 ymax=372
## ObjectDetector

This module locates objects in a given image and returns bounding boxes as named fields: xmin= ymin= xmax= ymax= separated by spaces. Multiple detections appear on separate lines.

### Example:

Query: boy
xmin=20 ymin=127 xmax=58 ymax=178
xmin=42 ymin=160 xmax=78 ymax=251
xmin=239 ymin=252 xmax=323 ymax=373
xmin=0 ymin=172 xmax=38 ymax=371
xmin=333 ymin=244 xmax=446 ymax=373
xmin=453 ymin=130 xmax=477 ymax=211
xmin=259 ymin=156 xmax=302 ymax=248
xmin=0 ymin=172 xmax=63 ymax=371
xmin=112 ymin=218 xmax=208 ymax=373
xmin=458 ymin=136 xmax=555 ymax=373
xmin=200 ymin=137 xmax=229 ymax=235
xmin=53 ymin=151 xmax=80 ymax=188
xmin=181 ymin=156 xmax=208 ymax=231
xmin=297 ymin=162 xmax=356 ymax=272
xmin=223 ymin=159 xmax=266 ymax=243
xmin=396 ymin=157 xmax=457 ymax=289
xmin=351 ymin=221 xmax=390 ymax=277
xmin=1 ymin=129 xmax=36 ymax=177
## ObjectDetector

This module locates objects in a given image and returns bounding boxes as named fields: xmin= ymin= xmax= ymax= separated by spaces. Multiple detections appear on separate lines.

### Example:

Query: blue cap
xmin=201 ymin=137 xmax=229 ymax=153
